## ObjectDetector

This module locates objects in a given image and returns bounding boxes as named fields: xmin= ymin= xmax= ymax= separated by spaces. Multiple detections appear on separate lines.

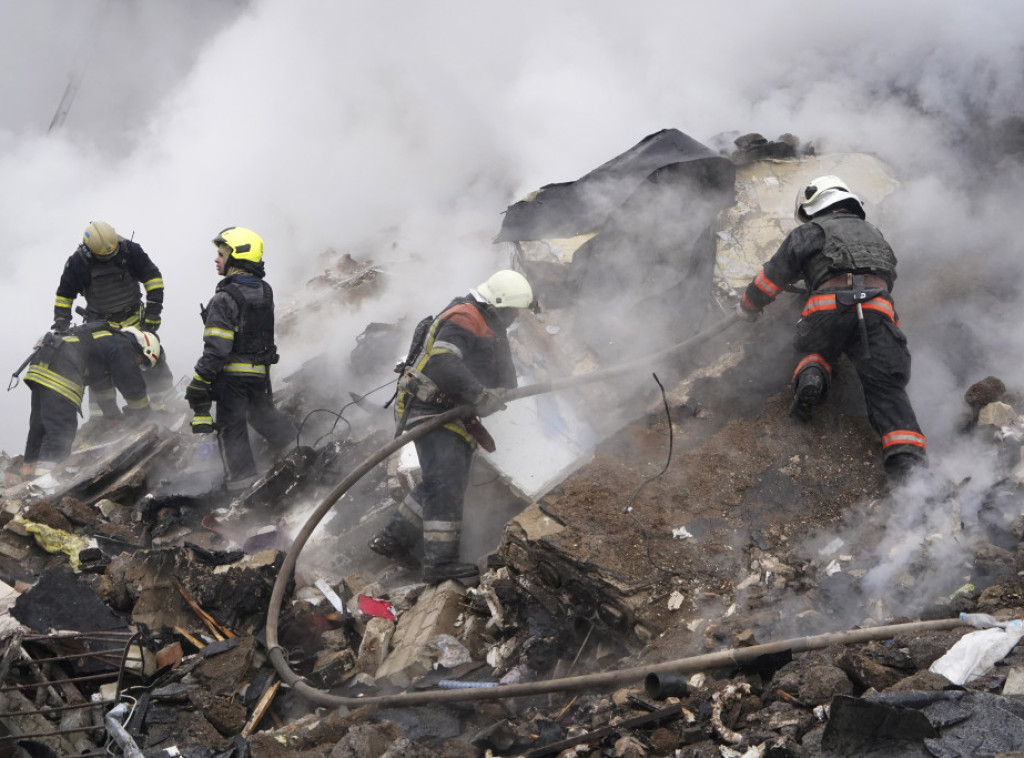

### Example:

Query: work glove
xmin=191 ymin=404 xmax=215 ymax=434
xmin=735 ymin=300 xmax=760 ymax=323
xmin=474 ymin=388 xmax=508 ymax=418
xmin=51 ymin=318 xmax=71 ymax=334
xmin=184 ymin=375 xmax=213 ymax=408
xmin=143 ymin=317 xmax=160 ymax=334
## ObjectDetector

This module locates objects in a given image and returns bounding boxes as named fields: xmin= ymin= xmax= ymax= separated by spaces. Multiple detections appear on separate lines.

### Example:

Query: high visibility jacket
xmin=25 ymin=324 xmax=150 ymax=415
xmin=742 ymin=210 xmax=897 ymax=312
xmin=396 ymin=296 xmax=517 ymax=441
xmin=53 ymin=240 xmax=164 ymax=330
xmin=193 ymin=274 xmax=278 ymax=384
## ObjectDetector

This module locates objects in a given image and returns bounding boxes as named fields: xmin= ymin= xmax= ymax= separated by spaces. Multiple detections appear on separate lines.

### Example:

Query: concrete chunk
xmin=373 ymin=580 xmax=467 ymax=687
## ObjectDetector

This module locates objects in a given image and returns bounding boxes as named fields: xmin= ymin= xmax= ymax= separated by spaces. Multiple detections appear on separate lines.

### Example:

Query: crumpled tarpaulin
xmin=822 ymin=690 xmax=1024 ymax=756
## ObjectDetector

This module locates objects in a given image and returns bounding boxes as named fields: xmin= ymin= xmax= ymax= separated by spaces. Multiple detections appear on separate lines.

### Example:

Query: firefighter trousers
xmin=24 ymin=386 xmax=79 ymax=467
xmin=214 ymin=374 xmax=296 ymax=482
xmin=387 ymin=426 xmax=474 ymax=567
xmin=793 ymin=304 xmax=927 ymax=464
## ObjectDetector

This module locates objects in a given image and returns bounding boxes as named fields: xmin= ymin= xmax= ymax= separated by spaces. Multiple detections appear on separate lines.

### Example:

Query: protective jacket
xmin=741 ymin=209 xmax=926 ymax=467
xmin=742 ymin=210 xmax=896 ymax=310
xmin=24 ymin=323 xmax=150 ymax=417
xmin=396 ymin=296 xmax=517 ymax=444
xmin=53 ymin=239 xmax=164 ymax=331
xmin=193 ymin=275 xmax=278 ymax=384
xmin=189 ymin=271 xmax=292 ymax=487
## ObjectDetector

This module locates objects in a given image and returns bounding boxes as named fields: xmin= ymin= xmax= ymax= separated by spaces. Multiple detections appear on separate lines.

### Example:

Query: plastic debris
xmin=437 ymin=679 xmax=497 ymax=689
xmin=356 ymin=594 xmax=396 ymax=622
xmin=929 ymin=615 xmax=1024 ymax=684
xmin=433 ymin=634 xmax=471 ymax=669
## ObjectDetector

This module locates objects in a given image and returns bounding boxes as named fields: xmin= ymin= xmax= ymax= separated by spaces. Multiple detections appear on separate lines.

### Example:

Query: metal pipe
xmin=104 ymin=702 xmax=144 ymax=758
xmin=272 ymin=617 xmax=964 ymax=708
xmin=1 ymin=672 xmax=118 ymax=691
xmin=0 ymin=698 xmax=115 ymax=718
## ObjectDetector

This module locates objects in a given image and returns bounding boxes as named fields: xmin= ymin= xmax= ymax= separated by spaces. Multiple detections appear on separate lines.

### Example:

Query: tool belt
xmin=816 ymin=272 xmax=889 ymax=293
xmin=807 ymin=273 xmax=894 ymax=359
xmin=85 ymin=304 xmax=143 ymax=327
xmin=395 ymin=369 xmax=496 ymax=451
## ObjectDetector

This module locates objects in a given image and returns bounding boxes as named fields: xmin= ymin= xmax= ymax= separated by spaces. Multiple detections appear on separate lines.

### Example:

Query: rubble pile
xmin=0 ymin=360 xmax=1023 ymax=756
xmin=2 ymin=129 xmax=1024 ymax=756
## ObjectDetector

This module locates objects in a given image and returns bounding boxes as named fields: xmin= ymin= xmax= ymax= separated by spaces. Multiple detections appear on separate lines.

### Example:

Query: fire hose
xmin=262 ymin=312 xmax=961 ymax=707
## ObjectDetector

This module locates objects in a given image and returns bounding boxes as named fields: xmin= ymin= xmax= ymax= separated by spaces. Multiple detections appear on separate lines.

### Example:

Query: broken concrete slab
xmin=372 ymin=580 xmax=468 ymax=688
xmin=714 ymin=152 xmax=900 ymax=291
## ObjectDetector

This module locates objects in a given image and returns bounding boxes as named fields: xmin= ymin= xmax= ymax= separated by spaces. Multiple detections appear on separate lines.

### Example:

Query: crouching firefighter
xmin=736 ymin=174 xmax=927 ymax=480
xmin=370 ymin=269 xmax=536 ymax=585
xmin=53 ymin=221 xmax=174 ymax=406
xmin=18 ymin=324 xmax=160 ymax=479
xmin=185 ymin=227 xmax=297 ymax=492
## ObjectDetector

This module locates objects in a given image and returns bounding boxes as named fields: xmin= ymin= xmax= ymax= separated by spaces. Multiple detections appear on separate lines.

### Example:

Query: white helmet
xmin=795 ymin=175 xmax=864 ymax=223
xmin=475 ymin=270 xmax=534 ymax=309
xmin=83 ymin=220 xmax=120 ymax=259
xmin=120 ymin=326 xmax=161 ymax=368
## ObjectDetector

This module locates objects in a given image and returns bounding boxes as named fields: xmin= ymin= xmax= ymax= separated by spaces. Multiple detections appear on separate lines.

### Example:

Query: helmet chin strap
xmin=496 ymin=307 xmax=518 ymax=328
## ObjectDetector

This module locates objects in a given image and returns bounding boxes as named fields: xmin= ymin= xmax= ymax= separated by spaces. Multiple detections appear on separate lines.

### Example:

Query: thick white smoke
xmin=0 ymin=0 xmax=1022 ymax=514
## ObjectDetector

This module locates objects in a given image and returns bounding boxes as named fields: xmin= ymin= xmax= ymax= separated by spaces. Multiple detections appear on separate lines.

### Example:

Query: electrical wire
xmin=622 ymin=373 xmax=684 ymax=576
xmin=294 ymin=378 xmax=395 ymax=448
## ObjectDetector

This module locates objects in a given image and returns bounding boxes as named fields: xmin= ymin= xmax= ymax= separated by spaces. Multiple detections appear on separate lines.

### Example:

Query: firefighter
xmin=184 ymin=227 xmax=296 ymax=491
xmin=370 ymin=269 xmax=535 ymax=584
xmin=737 ymin=175 xmax=927 ymax=479
xmin=52 ymin=221 xmax=173 ymax=402
xmin=21 ymin=324 xmax=160 ymax=478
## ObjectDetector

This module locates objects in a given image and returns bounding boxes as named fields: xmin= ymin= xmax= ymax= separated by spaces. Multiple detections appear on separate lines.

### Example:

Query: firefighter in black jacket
xmin=21 ymin=324 xmax=160 ymax=478
xmin=737 ymin=175 xmax=927 ymax=479
xmin=52 ymin=221 xmax=173 ymax=401
xmin=370 ymin=269 xmax=535 ymax=584
xmin=184 ymin=227 xmax=296 ymax=491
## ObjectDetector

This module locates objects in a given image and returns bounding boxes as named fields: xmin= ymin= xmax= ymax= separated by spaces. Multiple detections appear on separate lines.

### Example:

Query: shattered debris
xmin=3 ymin=128 xmax=1024 ymax=756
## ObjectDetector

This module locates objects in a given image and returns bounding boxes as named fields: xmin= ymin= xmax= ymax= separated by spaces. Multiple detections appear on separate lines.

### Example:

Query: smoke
xmin=0 ymin=0 xmax=1023 ymax=557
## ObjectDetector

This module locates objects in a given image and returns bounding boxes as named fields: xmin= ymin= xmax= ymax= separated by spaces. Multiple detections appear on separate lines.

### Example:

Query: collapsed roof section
xmin=495 ymin=128 xmax=735 ymax=242
xmin=495 ymin=129 xmax=736 ymax=365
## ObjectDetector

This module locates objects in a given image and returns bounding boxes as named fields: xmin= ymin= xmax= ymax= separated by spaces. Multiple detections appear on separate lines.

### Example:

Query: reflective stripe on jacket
xmin=801 ymin=293 xmax=899 ymax=324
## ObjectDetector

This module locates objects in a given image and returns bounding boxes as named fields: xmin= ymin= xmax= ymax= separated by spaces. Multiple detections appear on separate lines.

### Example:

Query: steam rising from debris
xmin=2 ymin=1 xmax=1024 ymax=617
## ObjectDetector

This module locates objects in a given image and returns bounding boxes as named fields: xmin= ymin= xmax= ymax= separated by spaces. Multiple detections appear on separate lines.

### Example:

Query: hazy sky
xmin=1 ymin=0 xmax=1023 ymax=475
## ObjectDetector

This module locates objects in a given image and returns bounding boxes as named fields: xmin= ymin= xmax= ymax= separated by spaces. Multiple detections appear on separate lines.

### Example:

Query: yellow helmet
xmin=120 ymin=327 xmax=161 ymax=368
xmin=795 ymin=175 xmax=864 ymax=222
xmin=476 ymin=270 xmax=534 ymax=309
xmin=213 ymin=227 xmax=264 ymax=264
xmin=83 ymin=221 xmax=120 ymax=259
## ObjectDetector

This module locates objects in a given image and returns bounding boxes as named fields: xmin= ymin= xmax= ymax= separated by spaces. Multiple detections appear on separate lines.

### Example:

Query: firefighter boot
xmin=884 ymin=452 xmax=926 ymax=484
xmin=369 ymin=518 xmax=423 ymax=571
xmin=790 ymin=367 xmax=826 ymax=422
xmin=422 ymin=537 xmax=479 ymax=585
